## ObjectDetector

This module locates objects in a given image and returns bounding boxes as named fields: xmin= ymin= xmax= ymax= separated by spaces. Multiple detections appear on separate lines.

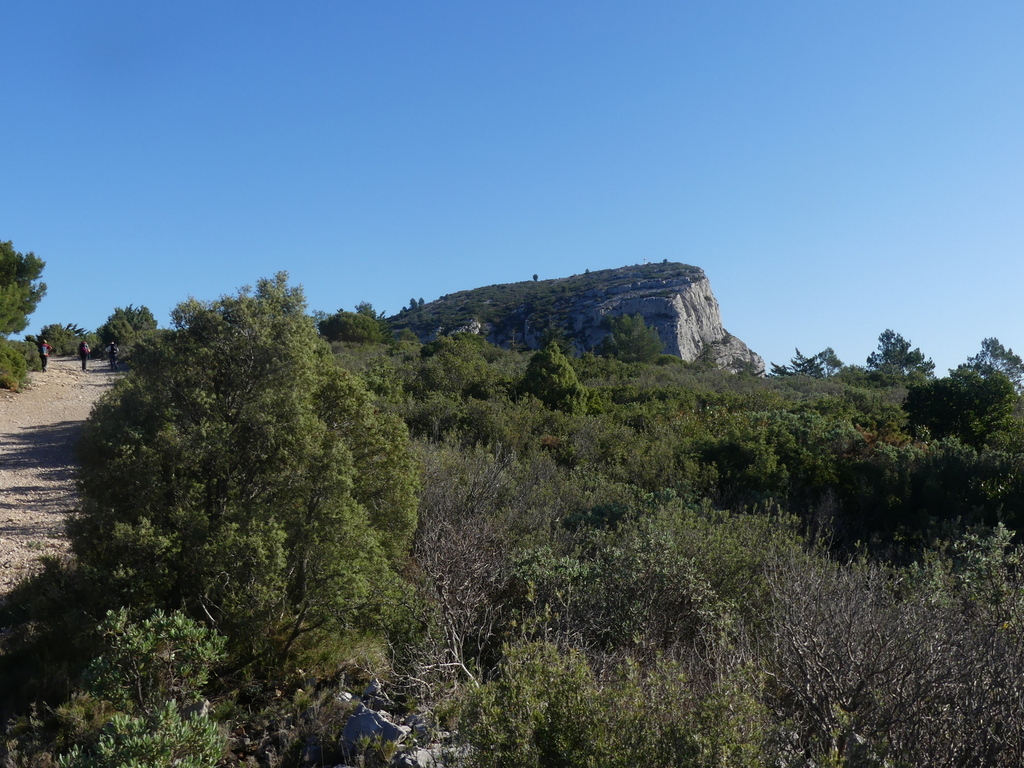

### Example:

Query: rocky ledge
xmin=392 ymin=262 xmax=764 ymax=374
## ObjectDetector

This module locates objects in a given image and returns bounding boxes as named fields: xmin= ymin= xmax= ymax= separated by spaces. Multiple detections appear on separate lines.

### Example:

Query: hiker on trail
xmin=78 ymin=340 xmax=91 ymax=371
xmin=107 ymin=340 xmax=118 ymax=371
xmin=38 ymin=339 xmax=53 ymax=371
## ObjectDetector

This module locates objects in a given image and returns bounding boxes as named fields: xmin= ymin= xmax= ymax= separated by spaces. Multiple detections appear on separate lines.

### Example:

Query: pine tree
xmin=0 ymin=240 xmax=46 ymax=337
xmin=598 ymin=314 xmax=664 ymax=364
xmin=521 ymin=342 xmax=589 ymax=414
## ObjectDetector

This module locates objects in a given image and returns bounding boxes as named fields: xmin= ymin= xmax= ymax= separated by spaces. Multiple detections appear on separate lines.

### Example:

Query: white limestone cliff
xmin=403 ymin=264 xmax=764 ymax=375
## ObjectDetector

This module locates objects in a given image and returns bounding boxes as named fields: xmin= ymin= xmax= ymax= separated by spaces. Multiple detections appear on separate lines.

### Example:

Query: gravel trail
xmin=0 ymin=356 xmax=115 ymax=598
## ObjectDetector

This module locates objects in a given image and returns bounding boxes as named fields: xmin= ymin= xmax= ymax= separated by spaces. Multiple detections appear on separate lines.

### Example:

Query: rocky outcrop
xmin=393 ymin=263 xmax=764 ymax=374
xmin=557 ymin=269 xmax=763 ymax=373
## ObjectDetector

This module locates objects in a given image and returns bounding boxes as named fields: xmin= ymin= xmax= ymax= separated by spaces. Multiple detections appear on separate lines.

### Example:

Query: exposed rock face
xmin=394 ymin=263 xmax=764 ymax=374
xmin=559 ymin=270 xmax=763 ymax=373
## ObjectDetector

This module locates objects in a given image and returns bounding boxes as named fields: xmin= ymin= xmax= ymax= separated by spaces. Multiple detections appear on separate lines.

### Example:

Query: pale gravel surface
xmin=0 ymin=356 xmax=115 ymax=599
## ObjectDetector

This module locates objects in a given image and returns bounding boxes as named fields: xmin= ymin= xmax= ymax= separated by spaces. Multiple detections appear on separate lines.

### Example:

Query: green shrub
xmin=320 ymin=309 xmax=392 ymax=344
xmin=53 ymin=694 xmax=119 ymax=749
xmin=598 ymin=313 xmax=664 ymax=363
xmin=96 ymin=304 xmax=159 ymax=350
xmin=58 ymin=701 xmax=224 ymax=768
xmin=32 ymin=323 xmax=96 ymax=356
xmin=0 ymin=340 xmax=28 ymax=389
xmin=520 ymin=342 xmax=590 ymax=414
xmin=85 ymin=608 xmax=226 ymax=715
xmin=51 ymin=609 xmax=226 ymax=768
xmin=13 ymin=339 xmax=43 ymax=371
xmin=513 ymin=498 xmax=812 ymax=657
xmin=455 ymin=641 xmax=767 ymax=768
xmin=71 ymin=274 xmax=419 ymax=670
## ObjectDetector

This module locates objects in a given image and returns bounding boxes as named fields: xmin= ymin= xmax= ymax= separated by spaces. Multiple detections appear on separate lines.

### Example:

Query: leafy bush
xmin=54 ymin=609 xmax=226 ymax=768
xmin=319 ymin=308 xmax=392 ymax=344
xmin=905 ymin=367 xmax=1017 ymax=448
xmin=598 ymin=313 xmax=664 ymax=363
xmin=85 ymin=609 xmax=226 ymax=715
xmin=70 ymin=273 xmax=419 ymax=670
xmin=454 ymin=641 xmax=767 ymax=768
xmin=0 ymin=340 xmax=27 ymax=389
xmin=32 ymin=323 xmax=96 ymax=356
xmin=520 ymin=342 xmax=590 ymax=414
xmin=0 ymin=239 xmax=46 ymax=337
xmin=96 ymin=304 xmax=158 ymax=346
xmin=513 ymin=524 xmax=726 ymax=656
xmin=58 ymin=701 xmax=223 ymax=768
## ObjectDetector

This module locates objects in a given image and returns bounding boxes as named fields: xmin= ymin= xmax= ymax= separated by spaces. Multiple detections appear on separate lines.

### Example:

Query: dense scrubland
xmin=3 ymin=263 xmax=1024 ymax=766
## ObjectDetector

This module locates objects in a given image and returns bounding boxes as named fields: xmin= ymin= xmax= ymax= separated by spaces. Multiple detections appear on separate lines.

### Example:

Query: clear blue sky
xmin=4 ymin=1 xmax=1023 ymax=373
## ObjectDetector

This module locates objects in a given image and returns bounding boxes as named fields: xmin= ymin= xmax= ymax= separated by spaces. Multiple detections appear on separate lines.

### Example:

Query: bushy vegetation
xmin=57 ymin=609 xmax=227 ymax=768
xmin=0 ymin=239 xmax=46 ymax=389
xmin=0 ymin=341 xmax=29 ymax=390
xmin=31 ymin=322 xmax=97 ymax=357
xmin=0 ymin=240 xmax=46 ymax=339
xmin=319 ymin=302 xmax=392 ymax=344
xmin=28 ymin=307 xmax=159 ymax=365
xmin=69 ymin=275 xmax=418 ymax=670
xmin=94 ymin=304 xmax=160 ymax=362
xmin=4 ymin=269 xmax=1024 ymax=767
xmin=336 ymin=325 xmax=1024 ymax=766
xmin=1 ymin=238 xmax=158 ymax=388
xmin=597 ymin=312 xmax=665 ymax=363
xmin=389 ymin=261 xmax=703 ymax=341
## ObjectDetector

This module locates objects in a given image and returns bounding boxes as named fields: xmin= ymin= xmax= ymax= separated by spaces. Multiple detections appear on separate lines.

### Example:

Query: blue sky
xmin=3 ymin=1 xmax=1022 ymax=373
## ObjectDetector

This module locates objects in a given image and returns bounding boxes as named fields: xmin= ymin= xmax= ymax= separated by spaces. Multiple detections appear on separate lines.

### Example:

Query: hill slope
xmin=390 ymin=262 xmax=764 ymax=373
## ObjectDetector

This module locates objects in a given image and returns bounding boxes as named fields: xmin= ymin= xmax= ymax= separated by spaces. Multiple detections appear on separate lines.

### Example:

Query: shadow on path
xmin=0 ymin=420 xmax=83 ymax=474
xmin=0 ymin=420 xmax=84 ymax=521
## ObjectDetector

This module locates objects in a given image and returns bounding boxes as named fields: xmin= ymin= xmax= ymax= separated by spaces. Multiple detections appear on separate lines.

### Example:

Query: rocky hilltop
xmin=391 ymin=262 xmax=764 ymax=374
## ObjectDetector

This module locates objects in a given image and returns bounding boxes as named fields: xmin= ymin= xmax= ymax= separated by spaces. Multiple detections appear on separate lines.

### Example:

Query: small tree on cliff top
xmin=73 ymin=274 xmax=418 ymax=666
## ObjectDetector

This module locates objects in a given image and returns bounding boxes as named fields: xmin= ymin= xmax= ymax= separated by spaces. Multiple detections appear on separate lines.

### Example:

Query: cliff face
xmin=391 ymin=263 xmax=764 ymax=374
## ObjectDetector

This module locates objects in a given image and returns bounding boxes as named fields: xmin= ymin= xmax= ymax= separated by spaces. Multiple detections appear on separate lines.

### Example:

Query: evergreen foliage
xmin=96 ymin=305 xmax=158 ymax=348
xmin=31 ymin=323 xmax=93 ymax=356
xmin=7 ymin=293 xmax=1024 ymax=767
xmin=84 ymin=609 xmax=226 ymax=716
xmin=520 ymin=342 xmax=590 ymax=413
xmin=0 ymin=342 xmax=28 ymax=390
xmin=866 ymin=328 xmax=935 ymax=381
xmin=456 ymin=641 xmax=766 ymax=768
xmin=71 ymin=274 xmax=418 ymax=667
xmin=318 ymin=306 xmax=392 ymax=344
xmin=770 ymin=347 xmax=842 ymax=378
xmin=58 ymin=609 xmax=226 ymax=768
xmin=598 ymin=313 xmax=664 ymax=363
xmin=966 ymin=337 xmax=1024 ymax=392
xmin=904 ymin=367 xmax=1017 ymax=448
xmin=58 ymin=702 xmax=224 ymax=768
xmin=0 ymin=240 xmax=46 ymax=337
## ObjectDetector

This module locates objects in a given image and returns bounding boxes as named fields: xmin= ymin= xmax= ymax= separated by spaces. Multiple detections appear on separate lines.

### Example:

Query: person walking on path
xmin=38 ymin=339 xmax=53 ymax=371
xmin=78 ymin=340 xmax=91 ymax=371
xmin=106 ymin=340 xmax=118 ymax=371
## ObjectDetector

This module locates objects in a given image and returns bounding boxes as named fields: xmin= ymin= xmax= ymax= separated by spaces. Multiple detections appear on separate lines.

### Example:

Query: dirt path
xmin=0 ymin=356 xmax=116 ymax=598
